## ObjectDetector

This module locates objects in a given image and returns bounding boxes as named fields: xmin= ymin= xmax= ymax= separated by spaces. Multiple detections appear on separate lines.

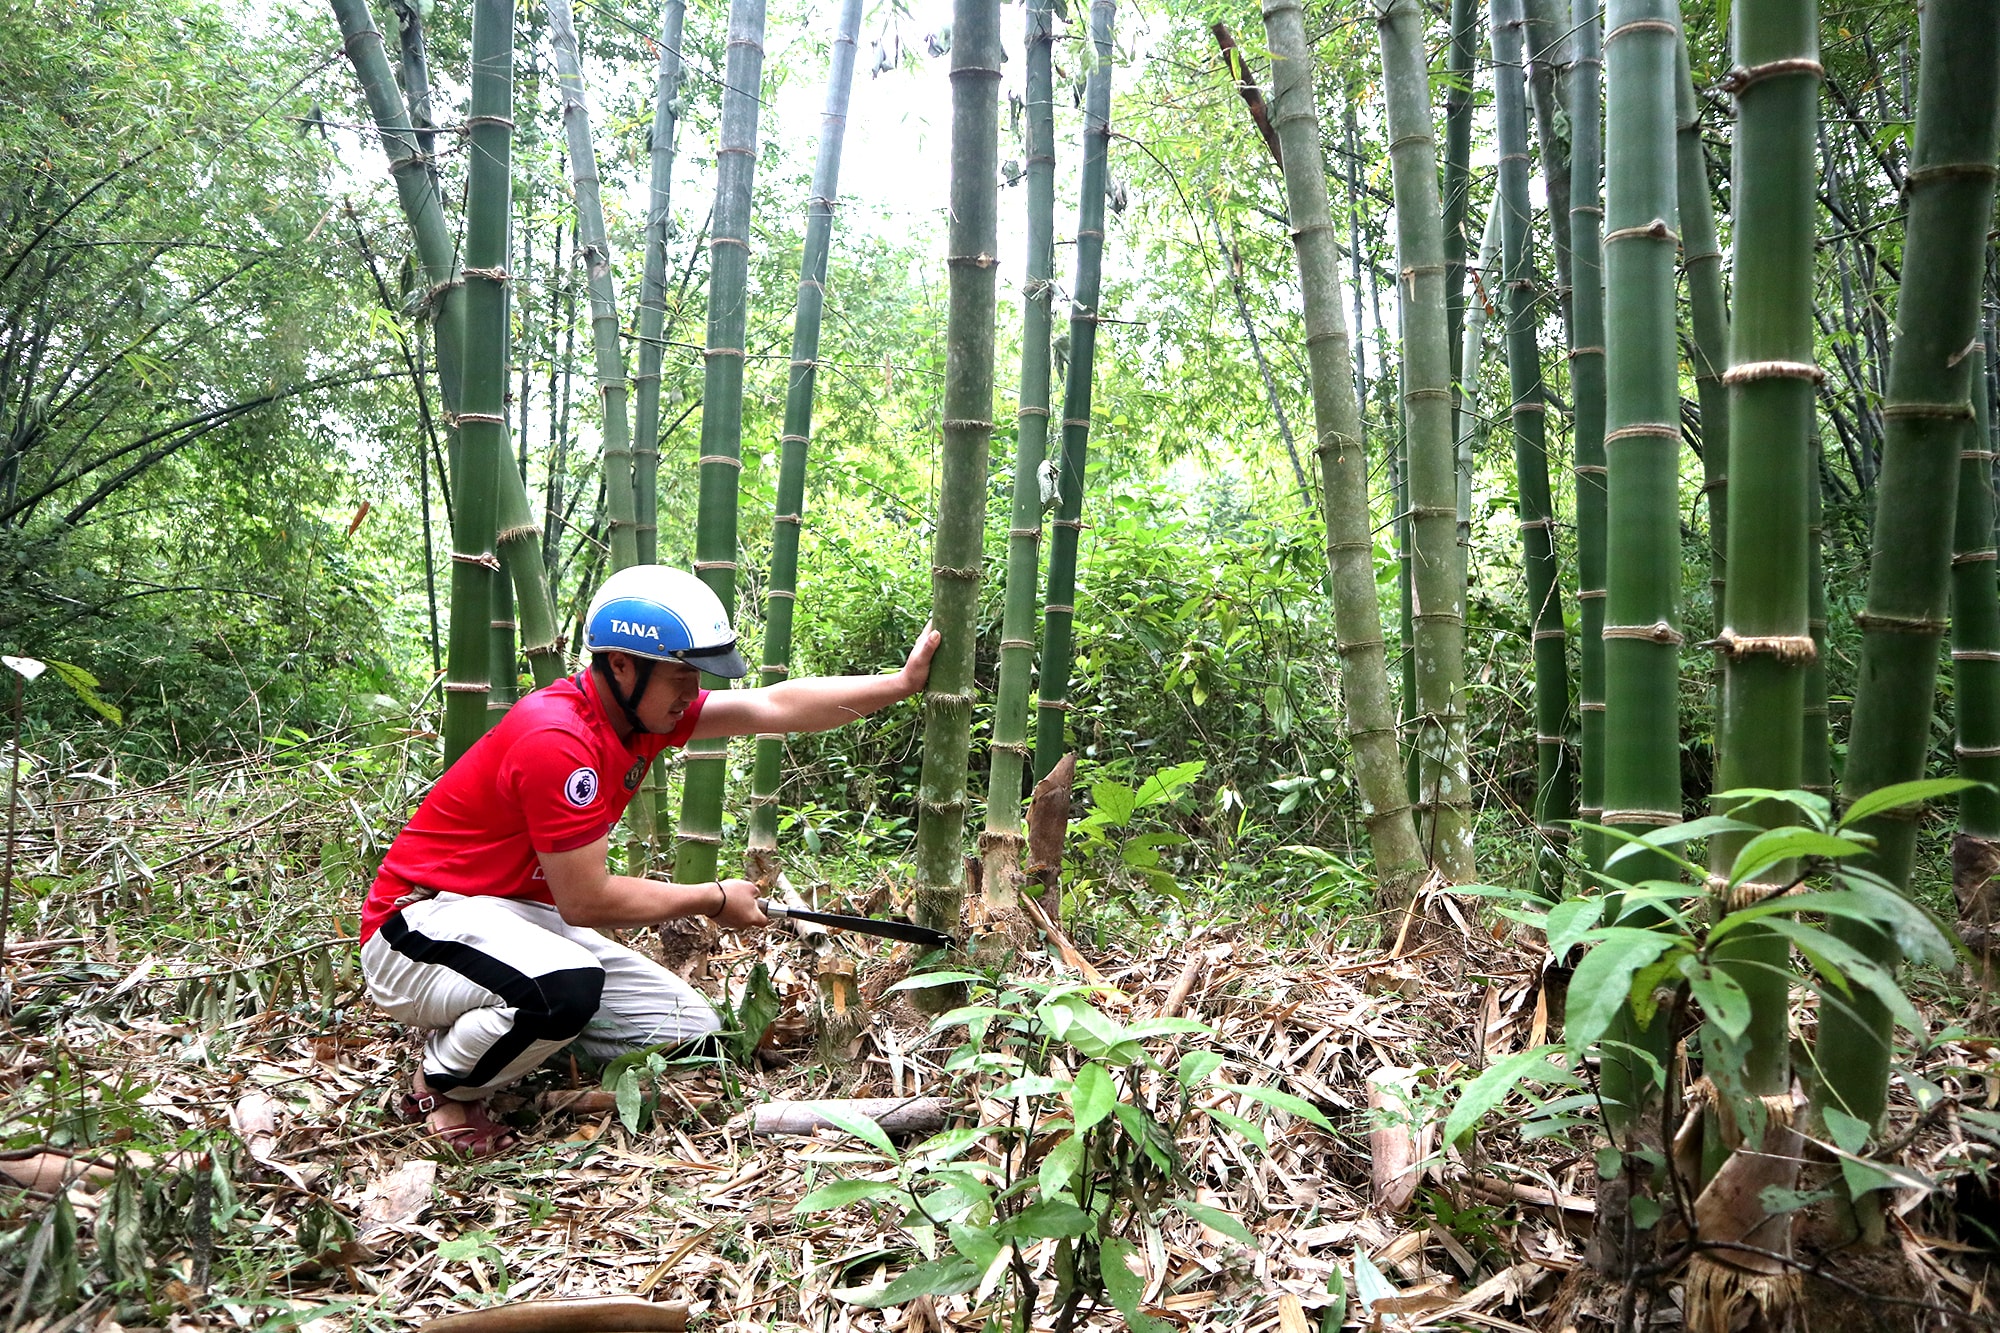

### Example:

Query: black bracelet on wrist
xmin=709 ymin=880 xmax=726 ymax=918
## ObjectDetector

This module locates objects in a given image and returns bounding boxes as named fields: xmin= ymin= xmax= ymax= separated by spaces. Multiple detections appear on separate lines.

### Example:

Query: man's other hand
xmin=713 ymin=878 xmax=768 ymax=929
xmin=899 ymin=622 xmax=943 ymax=696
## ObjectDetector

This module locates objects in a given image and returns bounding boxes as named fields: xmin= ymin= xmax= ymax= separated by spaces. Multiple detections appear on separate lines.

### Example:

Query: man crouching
xmin=357 ymin=564 xmax=938 ymax=1156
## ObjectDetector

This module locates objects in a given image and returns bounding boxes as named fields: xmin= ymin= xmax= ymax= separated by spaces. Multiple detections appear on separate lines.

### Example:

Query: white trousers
xmin=359 ymin=893 xmax=721 ymax=1101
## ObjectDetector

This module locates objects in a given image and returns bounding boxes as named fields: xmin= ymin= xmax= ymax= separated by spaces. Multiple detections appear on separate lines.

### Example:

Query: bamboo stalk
xmin=1812 ymin=0 xmax=2000 ymax=1164
xmin=633 ymin=0 xmax=687 ymax=570
xmin=441 ymin=0 xmax=516 ymax=764
xmin=746 ymin=0 xmax=864 ymax=857
xmin=1523 ymin=0 xmax=1574 ymax=340
xmin=1493 ymin=0 xmax=1574 ymax=890
xmin=1443 ymin=0 xmax=1482 ymax=446
xmin=980 ymin=0 xmax=1059 ymax=906
xmin=1571 ymin=0 xmax=1607 ymax=857
xmin=1262 ymin=0 xmax=1427 ymax=911
xmin=1691 ymin=0 xmax=1819 ymax=1309
xmin=1951 ymin=356 xmax=2000 ymax=976
xmin=1378 ymin=0 xmax=1472 ymax=881
xmin=674 ymin=0 xmax=769 ymax=885
xmin=908 ymin=0 xmax=1003 ymax=952
xmin=1677 ymin=34 xmax=1730 ymax=770
xmin=329 ymin=0 xmax=561 ymax=692
xmin=1458 ymin=207 xmax=1502 ymax=593
xmin=547 ymin=0 xmax=640 ymax=575
xmin=1031 ymin=0 xmax=1118 ymax=785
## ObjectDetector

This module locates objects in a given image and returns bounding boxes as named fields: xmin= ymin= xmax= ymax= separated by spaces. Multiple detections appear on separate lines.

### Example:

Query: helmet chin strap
xmin=603 ymin=656 xmax=658 ymax=735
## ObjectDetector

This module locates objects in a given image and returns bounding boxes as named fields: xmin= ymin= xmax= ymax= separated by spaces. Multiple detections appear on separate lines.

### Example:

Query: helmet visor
xmin=674 ymin=641 xmax=750 ymax=679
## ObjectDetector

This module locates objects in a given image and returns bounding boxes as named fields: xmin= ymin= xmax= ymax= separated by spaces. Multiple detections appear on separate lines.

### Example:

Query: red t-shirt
xmin=359 ymin=672 xmax=708 ymax=940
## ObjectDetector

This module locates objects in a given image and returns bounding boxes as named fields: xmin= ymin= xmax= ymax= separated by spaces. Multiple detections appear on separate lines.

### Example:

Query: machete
xmin=757 ymin=900 xmax=953 ymax=950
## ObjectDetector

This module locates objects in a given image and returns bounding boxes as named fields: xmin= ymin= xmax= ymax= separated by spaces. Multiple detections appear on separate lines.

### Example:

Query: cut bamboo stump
xmin=416 ymin=1296 xmax=688 ymax=1333
xmin=751 ymin=1097 xmax=949 ymax=1139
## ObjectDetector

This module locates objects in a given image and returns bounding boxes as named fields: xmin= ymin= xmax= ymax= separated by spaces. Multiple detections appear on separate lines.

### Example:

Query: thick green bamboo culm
xmin=674 ymin=0 xmax=769 ymax=885
xmin=636 ymin=0 xmax=688 ymax=860
xmin=1692 ymin=0 xmax=1820 ymax=1309
xmin=1522 ymin=0 xmax=1573 ymax=339
xmin=1592 ymin=0 xmax=1681 ymax=1160
xmin=547 ymin=0 xmax=640 ymax=575
xmin=1377 ymin=0 xmax=1471 ymax=882
xmin=746 ymin=0 xmax=864 ymax=858
xmin=1031 ymin=0 xmax=1118 ymax=785
xmin=328 ymin=0 xmax=561 ymax=692
xmin=910 ymin=0 xmax=1002 ymax=943
xmin=1492 ymin=0 xmax=1573 ymax=886
xmin=1955 ymin=363 xmax=2000 ymax=842
xmin=1457 ymin=207 xmax=1501 ymax=593
xmin=1803 ymin=449 xmax=1829 ymax=798
xmin=632 ymin=0 xmax=687 ymax=569
xmin=442 ymin=0 xmax=516 ymax=765
xmin=1676 ymin=36 xmax=1730 ymax=676
xmin=1262 ymin=0 xmax=1426 ymax=911
xmin=1442 ymin=0 xmax=1481 ymax=444
xmin=1812 ymin=0 xmax=2000 ymax=1154
xmin=1598 ymin=0 xmax=1681 ymax=855
xmin=980 ymin=0 xmax=1058 ymax=901
xmin=1570 ymin=0 xmax=1606 ymax=853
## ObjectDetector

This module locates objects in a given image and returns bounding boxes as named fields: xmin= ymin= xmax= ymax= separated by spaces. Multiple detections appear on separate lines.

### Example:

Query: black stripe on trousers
xmin=380 ymin=912 xmax=605 ymax=1094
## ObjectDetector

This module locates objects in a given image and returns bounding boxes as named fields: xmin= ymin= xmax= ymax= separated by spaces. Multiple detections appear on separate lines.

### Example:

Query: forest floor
xmin=1 ymin=745 xmax=1997 ymax=1332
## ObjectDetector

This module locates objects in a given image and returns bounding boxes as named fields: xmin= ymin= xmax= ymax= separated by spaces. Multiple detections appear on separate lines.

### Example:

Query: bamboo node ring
xmin=1604 ymin=621 xmax=1684 ymax=645
xmin=1957 ymin=743 xmax=2000 ymax=759
xmin=1723 ymin=360 xmax=1824 ymax=385
xmin=1854 ymin=611 xmax=1945 ymax=634
xmin=1604 ymin=220 xmax=1678 ymax=245
xmin=460 ymin=266 xmax=509 ymax=282
xmin=463 ymin=114 xmax=517 ymax=130
xmin=1603 ymin=424 xmax=1680 ymax=442
xmin=450 ymin=551 xmax=502 ymax=571
xmin=456 ymin=412 xmax=505 ymax=424
xmin=1882 ymin=402 xmax=1974 ymax=421
xmin=1601 ymin=809 xmax=1681 ymax=827
xmin=1574 ymin=464 xmax=1608 ymax=476
xmin=443 ymin=682 xmax=491 ymax=693
xmin=1713 ymin=629 xmax=1817 ymax=663
xmin=1952 ymin=550 xmax=1999 ymax=566
xmin=1007 ymin=527 xmax=1043 ymax=538
xmin=1606 ymin=19 xmax=1678 ymax=41
xmin=1720 ymin=57 xmax=1823 ymax=95
xmin=692 ymin=560 xmax=738 ymax=572
xmin=1531 ymin=628 xmax=1568 ymax=642
xmin=696 ymin=454 xmax=744 ymax=468
xmin=1044 ymin=603 xmax=1076 ymax=615
xmin=1953 ymin=650 xmax=2000 ymax=662
xmin=931 ymin=565 xmax=981 ymax=580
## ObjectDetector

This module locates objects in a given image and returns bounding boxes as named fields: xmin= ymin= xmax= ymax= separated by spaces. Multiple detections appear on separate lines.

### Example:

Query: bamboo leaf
xmin=1098 ymin=1236 xmax=1168 ymax=1333
xmin=1566 ymin=928 xmax=1680 ymax=1053
xmin=1200 ymin=1105 xmax=1268 ymax=1150
xmin=1070 ymin=1061 xmax=1115 ymax=1132
xmin=1443 ymin=1044 xmax=1562 ymax=1144
xmin=1227 ymin=1084 xmax=1333 ymax=1131
xmin=812 ymin=1104 xmax=901 ymax=1160
xmin=1173 ymin=1198 xmax=1258 ymax=1247
xmin=1544 ymin=896 xmax=1603 ymax=958
xmin=1838 ymin=778 xmax=1979 ymax=829
xmin=1726 ymin=828 xmax=1867 ymax=887
xmin=794 ymin=1178 xmax=901 ymax=1213
xmin=998 ymin=1198 xmax=1090 ymax=1241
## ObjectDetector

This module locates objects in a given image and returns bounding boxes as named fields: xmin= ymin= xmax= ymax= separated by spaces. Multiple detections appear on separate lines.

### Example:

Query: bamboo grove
xmin=317 ymin=0 xmax=2000 ymax=1318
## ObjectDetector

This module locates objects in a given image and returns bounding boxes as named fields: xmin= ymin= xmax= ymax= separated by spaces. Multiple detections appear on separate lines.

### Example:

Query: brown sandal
xmin=399 ymin=1089 xmax=519 ymax=1160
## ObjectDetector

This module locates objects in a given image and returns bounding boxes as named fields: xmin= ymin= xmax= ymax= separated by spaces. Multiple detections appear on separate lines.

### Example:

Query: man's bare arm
xmin=692 ymin=624 xmax=941 ymax=740
xmin=539 ymin=838 xmax=766 ymax=929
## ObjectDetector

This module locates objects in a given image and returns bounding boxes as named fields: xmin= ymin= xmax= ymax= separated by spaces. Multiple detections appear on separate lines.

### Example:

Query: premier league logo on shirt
xmin=564 ymin=767 xmax=600 ymax=808
xmin=625 ymin=757 xmax=647 ymax=791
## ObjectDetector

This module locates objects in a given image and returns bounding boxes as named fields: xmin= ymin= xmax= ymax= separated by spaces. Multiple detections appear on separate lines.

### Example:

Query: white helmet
xmin=583 ymin=565 xmax=748 ymax=678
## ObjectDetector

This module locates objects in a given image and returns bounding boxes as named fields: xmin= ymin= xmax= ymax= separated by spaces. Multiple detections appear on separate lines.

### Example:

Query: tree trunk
xmin=441 ymin=0 xmax=516 ymax=764
xmin=1443 ymin=0 xmax=1482 ymax=448
xmin=547 ymin=0 xmax=640 ymax=576
xmin=1262 ymin=0 xmax=1426 ymax=912
xmin=1493 ymin=0 xmax=1574 ymax=891
xmin=980 ymin=0 xmax=1059 ymax=908
xmin=1571 ymin=0 xmax=1607 ymax=857
xmin=1458 ymin=207 xmax=1502 ymax=594
xmin=908 ymin=0 xmax=1002 ymax=956
xmin=674 ymin=0 xmax=769 ymax=885
xmin=1377 ymin=0 xmax=1472 ymax=882
xmin=633 ymin=0 xmax=686 ymax=571
xmin=1522 ymin=0 xmax=1574 ymax=341
xmin=1691 ymin=1 xmax=1819 ymax=1320
xmin=746 ymin=0 xmax=864 ymax=857
xmin=1811 ymin=2 xmax=2000 ymax=1189
xmin=329 ymin=0 xmax=561 ymax=693
xmin=1031 ymin=0 xmax=1118 ymax=785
